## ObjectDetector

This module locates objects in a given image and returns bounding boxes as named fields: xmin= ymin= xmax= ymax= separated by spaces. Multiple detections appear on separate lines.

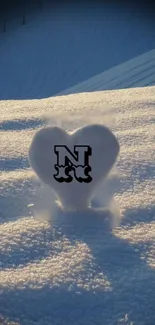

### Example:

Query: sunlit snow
xmin=0 ymin=3 xmax=155 ymax=325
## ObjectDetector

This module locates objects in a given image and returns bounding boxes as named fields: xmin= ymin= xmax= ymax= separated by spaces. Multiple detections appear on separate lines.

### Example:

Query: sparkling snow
xmin=0 ymin=3 xmax=155 ymax=324
xmin=0 ymin=87 xmax=155 ymax=324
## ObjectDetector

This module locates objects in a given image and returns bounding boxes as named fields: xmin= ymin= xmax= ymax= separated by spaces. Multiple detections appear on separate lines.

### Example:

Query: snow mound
xmin=0 ymin=87 xmax=155 ymax=324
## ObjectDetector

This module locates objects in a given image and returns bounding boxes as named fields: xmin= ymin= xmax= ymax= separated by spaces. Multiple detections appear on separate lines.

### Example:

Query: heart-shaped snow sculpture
xmin=29 ymin=124 xmax=120 ymax=210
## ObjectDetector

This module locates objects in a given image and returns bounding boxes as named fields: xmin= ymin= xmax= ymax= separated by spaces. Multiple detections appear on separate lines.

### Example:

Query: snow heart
xmin=29 ymin=124 xmax=120 ymax=211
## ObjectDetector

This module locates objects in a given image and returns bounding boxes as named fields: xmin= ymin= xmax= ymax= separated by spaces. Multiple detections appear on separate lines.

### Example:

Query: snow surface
xmin=0 ymin=86 xmax=155 ymax=324
xmin=57 ymin=48 xmax=155 ymax=96
xmin=0 ymin=3 xmax=155 ymax=325
xmin=0 ymin=2 xmax=155 ymax=100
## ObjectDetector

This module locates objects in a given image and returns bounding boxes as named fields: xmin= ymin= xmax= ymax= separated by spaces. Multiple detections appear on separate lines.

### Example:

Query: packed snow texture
xmin=0 ymin=87 xmax=155 ymax=324
xmin=28 ymin=124 xmax=120 ymax=212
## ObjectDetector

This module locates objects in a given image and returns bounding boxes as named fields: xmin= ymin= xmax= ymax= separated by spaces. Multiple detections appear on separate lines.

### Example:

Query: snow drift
xmin=0 ymin=87 xmax=155 ymax=324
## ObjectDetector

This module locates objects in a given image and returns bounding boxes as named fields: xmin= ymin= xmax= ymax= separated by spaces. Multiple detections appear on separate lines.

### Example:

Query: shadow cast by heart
xmin=0 ymin=205 xmax=155 ymax=325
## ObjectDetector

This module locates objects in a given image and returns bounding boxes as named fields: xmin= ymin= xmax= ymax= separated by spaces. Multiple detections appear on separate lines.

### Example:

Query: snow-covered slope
xmin=0 ymin=86 xmax=155 ymax=324
xmin=0 ymin=2 xmax=155 ymax=100
xmin=57 ymin=48 xmax=155 ymax=96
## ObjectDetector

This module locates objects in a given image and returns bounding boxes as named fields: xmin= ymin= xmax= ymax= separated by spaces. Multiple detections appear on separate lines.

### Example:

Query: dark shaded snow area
xmin=0 ymin=1 xmax=155 ymax=99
